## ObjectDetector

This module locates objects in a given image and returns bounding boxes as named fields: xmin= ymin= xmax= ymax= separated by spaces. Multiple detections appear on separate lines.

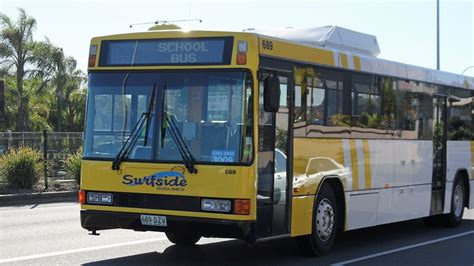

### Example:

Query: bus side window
xmin=378 ymin=77 xmax=397 ymax=135
xmin=308 ymin=70 xmax=345 ymax=128
xmin=393 ymin=80 xmax=433 ymax=140
xmin=448 ymin=87 xmax=471 ymax=140
xmin=351 ymin=74 xmax=381 ymax=131
xmin=294 ymin=65 xmax=349 ymax=138
xmin=293 ymin=66 xmax=308 ymax=137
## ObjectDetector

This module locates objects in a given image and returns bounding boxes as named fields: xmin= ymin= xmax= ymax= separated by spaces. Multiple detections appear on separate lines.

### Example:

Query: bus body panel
xmin=471 ymin=180 xmax=474 ymax=208
xmin=290 ymin=195 xmax=314 ymax=236
xmin=81 ymin=204 xmax=254 ymax=221
xmin=258 ymin=35 xmax=336 ymax=69
xmin=292 ymin=138 xmax=345 ymax=196
xmin=81 ymin=160 xmax=258 ymax=220
xmin=292 ymin=137 xmax=435 ymax=232
xmin=81 ymin=160 xmax=256 ymax=199
xmin=444 ymin=141 xmax=472 ymax=213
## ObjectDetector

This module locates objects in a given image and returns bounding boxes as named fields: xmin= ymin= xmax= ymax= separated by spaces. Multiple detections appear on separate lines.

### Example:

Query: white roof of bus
xmin=249 ymin=26 xmax=381 ymax=57
xmin=249 ymin=26 xmax=474 ymax=90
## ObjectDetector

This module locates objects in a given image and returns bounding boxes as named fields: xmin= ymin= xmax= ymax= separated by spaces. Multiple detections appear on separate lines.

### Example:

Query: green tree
xmin=25 ymin=76 xmax=54 ymax=131
xmin=1 ymin=74 xmax=55 ymax=131
xmin=0 ymin=8 xmax=37 ymax=131
xmin=64 ymin=85 xmax=86 ymax=132
xmin=33 ymin=39 xmax=85 ymax=131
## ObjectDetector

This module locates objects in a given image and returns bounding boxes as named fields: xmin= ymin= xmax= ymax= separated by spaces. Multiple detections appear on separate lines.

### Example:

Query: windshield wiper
xmin=160 ymin=85 xmax=198 ymax=174
xmin=111 ymin=83 xmax=157 ymax=171
xmin=143 ymin=83 xmax=157 ymax=147
xmin=164 ymin=112 xmax=198 ymax=174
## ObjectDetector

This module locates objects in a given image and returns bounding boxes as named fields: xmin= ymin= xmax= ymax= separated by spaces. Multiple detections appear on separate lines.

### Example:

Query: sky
xmin=1 ymin=0 xmax=473 ymax=76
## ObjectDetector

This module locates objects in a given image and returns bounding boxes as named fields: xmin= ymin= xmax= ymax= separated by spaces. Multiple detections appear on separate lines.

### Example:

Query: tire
xmin=442 ymin=178 xmax=466 ymax=228
xmin=296 ymin=183 xmax=339 ymax=256
xmin=165 ymin=231 xmax=201 ymax=246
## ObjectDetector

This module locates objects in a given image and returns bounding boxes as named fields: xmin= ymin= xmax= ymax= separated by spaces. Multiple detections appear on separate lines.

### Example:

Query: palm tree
xmin=63 ymin=67 xmax=86 ymax=131
xmin=64 ymin=86 xmax=86 ymax=132
xmin=0 ymin=8 xmax=37 ymax=131
xmin=34 ymin=39 xmax=85 ymax=131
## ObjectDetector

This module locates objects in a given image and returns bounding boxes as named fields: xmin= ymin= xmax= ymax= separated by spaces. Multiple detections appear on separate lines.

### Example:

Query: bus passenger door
xmin=430 ymin=95 xmax=447 ymax=214
xmin=257 ymin=73 xmax=292 ymax=237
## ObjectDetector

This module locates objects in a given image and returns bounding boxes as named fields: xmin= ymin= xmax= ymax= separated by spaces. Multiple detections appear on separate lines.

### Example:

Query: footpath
xmin=0 ymin=191 xmax=78 ymax=207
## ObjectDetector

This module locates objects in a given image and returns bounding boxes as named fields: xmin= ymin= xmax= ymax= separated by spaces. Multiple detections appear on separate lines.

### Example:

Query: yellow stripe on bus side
xmin=362 ymin=140 xmax=372 ymax=189
xmin=350 ymin=139 xmax=359 ymax=190
xmin=471 ymin=141 xmax=474 ymax=179
xmin=354 ymin=56 xmax=361 ymax=71
xmin=340 ymin=53 xmax=349 ymax=68
xmin=338 ymin=141 xmax=345 ymax=170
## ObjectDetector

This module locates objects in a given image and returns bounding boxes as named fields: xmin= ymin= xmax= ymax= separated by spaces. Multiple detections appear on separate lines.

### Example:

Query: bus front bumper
xmin=81 ymin=210 xmax=254 ymax=239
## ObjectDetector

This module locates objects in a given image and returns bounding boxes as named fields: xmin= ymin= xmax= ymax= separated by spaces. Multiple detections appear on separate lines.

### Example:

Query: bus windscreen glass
xmin=84 ymin=70 xmax=253 ymax=165
xmin=99 ymin=37 xmax=233 ymax=66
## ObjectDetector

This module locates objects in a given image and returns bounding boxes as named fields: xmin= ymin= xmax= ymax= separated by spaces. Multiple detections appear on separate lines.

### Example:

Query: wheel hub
xmin=316 ymin=198 xmax=335 ymax=241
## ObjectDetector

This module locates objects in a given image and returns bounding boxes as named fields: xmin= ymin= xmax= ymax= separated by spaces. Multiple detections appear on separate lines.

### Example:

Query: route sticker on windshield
xmin=211 ymin=150 xmax=236 ymax=163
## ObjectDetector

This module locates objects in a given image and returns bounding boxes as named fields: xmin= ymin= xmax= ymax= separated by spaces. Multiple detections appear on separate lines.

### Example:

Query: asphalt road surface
xmin=1 ymin=203 xmax=473 ymax=265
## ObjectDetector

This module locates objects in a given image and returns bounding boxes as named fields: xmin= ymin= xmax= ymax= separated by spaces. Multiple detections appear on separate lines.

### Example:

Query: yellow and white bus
xmin=80 ymin=25 xmax=474 ymax=255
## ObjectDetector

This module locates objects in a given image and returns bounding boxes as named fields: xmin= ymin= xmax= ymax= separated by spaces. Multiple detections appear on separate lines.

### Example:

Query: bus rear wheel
xmin=165 ymin=231 xmax=201 ymax=246
xmin=296 ymin=183 xmax=339 ymax=256
xmin=443 ymin=178 xmax=466 ymax=228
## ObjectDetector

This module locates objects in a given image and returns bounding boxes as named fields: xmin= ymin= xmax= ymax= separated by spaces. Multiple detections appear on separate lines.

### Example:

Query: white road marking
xmin=332 ymin=230 xmax=474 ymax=265
xmin=0 ymin=237 xmax=168 ymax=264
xmin=0 ymin=203 xmax=78 ymax=212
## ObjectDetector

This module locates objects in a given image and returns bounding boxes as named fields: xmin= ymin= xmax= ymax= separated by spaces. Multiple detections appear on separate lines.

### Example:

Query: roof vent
xmin=148 ymin=24 xmax=182 ymax=31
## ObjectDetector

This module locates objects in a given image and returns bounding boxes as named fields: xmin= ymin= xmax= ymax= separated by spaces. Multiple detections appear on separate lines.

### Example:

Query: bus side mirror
xmin=263 ymin=76 xmax=280 ymax=112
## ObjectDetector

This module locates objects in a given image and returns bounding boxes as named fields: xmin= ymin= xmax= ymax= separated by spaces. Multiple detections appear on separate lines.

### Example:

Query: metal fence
xmin=0 ymin=131 xmax=83 ymax=188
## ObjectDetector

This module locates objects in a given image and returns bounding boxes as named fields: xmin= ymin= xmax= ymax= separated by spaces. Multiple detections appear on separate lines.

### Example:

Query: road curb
xmin=0 ymin=191 xmax=78 ymax=206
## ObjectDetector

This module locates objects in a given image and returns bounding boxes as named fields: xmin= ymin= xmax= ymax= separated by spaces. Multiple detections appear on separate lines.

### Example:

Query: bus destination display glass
xmin=99 ymin=38 xmax=233 ymax=66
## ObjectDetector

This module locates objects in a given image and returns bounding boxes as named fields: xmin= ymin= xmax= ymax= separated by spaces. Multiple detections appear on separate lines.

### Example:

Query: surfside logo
xmin=122 ymin=170 xmax=187 ymax=192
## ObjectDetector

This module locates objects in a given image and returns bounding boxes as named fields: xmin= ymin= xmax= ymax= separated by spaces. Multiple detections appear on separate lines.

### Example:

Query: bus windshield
xmin=84 ymin=70 xmax=253 ymax=165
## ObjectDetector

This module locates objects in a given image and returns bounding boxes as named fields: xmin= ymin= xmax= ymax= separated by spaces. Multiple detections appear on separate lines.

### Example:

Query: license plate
xmin=140 ymin=214 xmax=167 ymax=227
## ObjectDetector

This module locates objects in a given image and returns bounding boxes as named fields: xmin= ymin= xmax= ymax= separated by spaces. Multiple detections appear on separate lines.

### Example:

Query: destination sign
xmin=99 ymin=37 xmax=233 ymax=66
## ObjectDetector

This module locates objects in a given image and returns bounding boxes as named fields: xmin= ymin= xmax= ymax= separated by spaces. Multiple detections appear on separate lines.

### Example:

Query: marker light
xmin=236 ymin=41 xmax=247 ymax=65
xmin=79 ymin=190 xmax=86 ymax=204
xmin=88 ymin=45 xmax=97 ymax=67
xmin=201 ymin=199 xmax=232 ymax=213
xmin=238 ymin=40 xmax=248 ymax=52
xmin=234 ymin=199 xmax=250 ymax=215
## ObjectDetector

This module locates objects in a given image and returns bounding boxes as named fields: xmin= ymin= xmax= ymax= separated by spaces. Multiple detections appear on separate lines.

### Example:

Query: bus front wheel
xmin=296 ymin=183 xmax=339 ymax=256
xmin=165 ymin=231 xmax=201 ymax=246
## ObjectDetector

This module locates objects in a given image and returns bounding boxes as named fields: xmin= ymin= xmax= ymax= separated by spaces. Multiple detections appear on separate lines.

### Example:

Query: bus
xmin=80 ymin=25 xmax=474 ymax=256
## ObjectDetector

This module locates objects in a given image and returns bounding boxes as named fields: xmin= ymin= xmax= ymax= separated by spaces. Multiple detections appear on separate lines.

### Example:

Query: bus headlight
xmin=100 ymin=193 xmax=113 ymax=204
xmin=87 ymin=192 xmax=100 ymax=203
xmin=201 ymin=199 xmax=231 ymax=213
xmin=87 ymin=192 xmax=113 ymax=205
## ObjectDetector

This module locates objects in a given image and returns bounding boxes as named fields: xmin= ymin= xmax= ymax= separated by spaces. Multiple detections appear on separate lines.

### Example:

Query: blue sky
xmin=1 ymin=0 xmax=473 ymax=76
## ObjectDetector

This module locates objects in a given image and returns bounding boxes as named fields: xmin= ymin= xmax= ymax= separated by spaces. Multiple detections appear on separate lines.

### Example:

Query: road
xmin=0 ymin=203 xmax=473 ymax=265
